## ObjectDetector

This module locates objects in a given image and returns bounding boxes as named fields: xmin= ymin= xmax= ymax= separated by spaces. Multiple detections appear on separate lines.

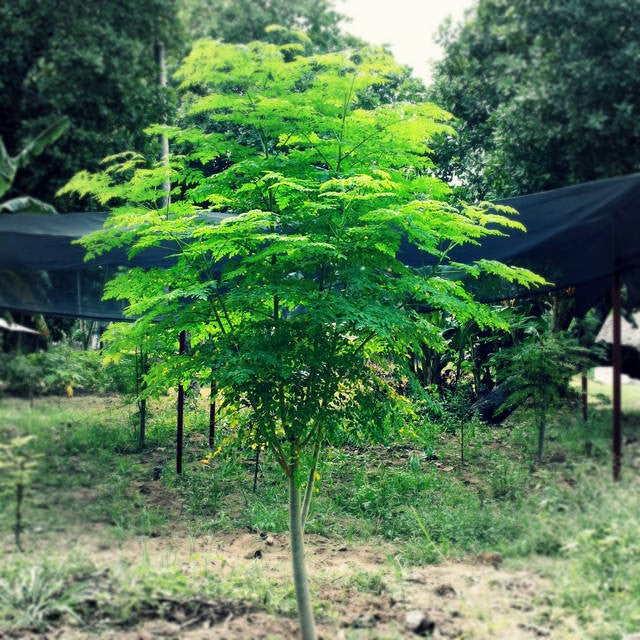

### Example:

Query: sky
xmin=337 ymin=0 xmax=477 ymax=84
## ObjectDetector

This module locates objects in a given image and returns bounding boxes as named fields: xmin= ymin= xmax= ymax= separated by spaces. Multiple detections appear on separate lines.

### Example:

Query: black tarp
xmin=1 ymin=174 xmax=640 ymax=320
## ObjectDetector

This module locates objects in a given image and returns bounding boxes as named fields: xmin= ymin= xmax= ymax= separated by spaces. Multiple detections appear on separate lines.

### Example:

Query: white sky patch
xmin=337 ymin=0 xmax=476 ymax=84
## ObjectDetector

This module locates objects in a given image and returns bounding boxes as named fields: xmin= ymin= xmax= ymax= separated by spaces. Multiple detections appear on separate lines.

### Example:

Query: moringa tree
xmin=61 ymin=40 xmax=544 ymax=640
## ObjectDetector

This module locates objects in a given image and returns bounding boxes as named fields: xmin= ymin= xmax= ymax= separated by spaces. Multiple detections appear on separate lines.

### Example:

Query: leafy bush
xmin=0 ymin=345 xmax=136 ymax=396
xmin=491 ymin=326 xmax=588 ymax=460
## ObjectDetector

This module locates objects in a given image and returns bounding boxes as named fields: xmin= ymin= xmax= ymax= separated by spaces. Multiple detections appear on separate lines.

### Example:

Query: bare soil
xmin=9 ymin=528 xmax=571 ymax=640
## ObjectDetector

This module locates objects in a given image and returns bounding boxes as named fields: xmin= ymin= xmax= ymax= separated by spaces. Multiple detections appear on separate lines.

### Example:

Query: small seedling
xmin=0 ymin=435 xmax=41 ymax=551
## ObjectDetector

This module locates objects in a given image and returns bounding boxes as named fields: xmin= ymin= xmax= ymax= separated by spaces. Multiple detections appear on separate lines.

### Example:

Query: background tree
xmin=0 ymin=0 xmax=180 ymax=211
xmin=179 ymin=0 xmax=353 ymax=51
xmin=429 ymin=0 xmax=640 ymax=200
xmin=491 ymin=317 xmax=588 ymax=461
xmin=0 ymin=435 xmax=40 ymax=552
xmin=62 ymin=40 xmax=543 ymax=639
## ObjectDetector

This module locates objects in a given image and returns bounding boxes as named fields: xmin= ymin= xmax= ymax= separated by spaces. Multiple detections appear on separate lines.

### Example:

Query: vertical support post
xmin=177 ymin=330 xmax=186 ymax=475
xmin=581 ymin=373 xmax=588 ymax=422
xmin=209 ymin=377 xmax=216 ymax=449
xmin=612 ymin=272 xmax=622 ymax=481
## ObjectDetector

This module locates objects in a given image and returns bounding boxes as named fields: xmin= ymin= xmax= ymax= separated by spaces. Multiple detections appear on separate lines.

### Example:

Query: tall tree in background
xmin=0 ymin=0 xmax=180 ymax=211
xmin=429 ymin=0 xmax=640 ymax=200
xmin=179 ymin=0 xmax=352 ymax=51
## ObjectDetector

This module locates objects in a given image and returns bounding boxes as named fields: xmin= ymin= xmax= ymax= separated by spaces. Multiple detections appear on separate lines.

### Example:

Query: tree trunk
xmin=288 ymin=464 xmax=317 ymax=640
xmin=155 ymin=40 xmax=170 ymax=210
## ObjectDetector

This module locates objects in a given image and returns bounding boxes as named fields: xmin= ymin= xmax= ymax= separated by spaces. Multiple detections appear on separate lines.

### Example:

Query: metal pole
xmin=177 ymin=330 xmax=186 ymax=474
xmin=612 ymin=273 xmax=622 ymax=481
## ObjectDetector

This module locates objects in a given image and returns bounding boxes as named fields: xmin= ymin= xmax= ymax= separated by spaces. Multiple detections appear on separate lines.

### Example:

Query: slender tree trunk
xmin=581 ymin=372 xmax=588 ymax=422
xmin=301 ymin=435 xmax=321 ymax=531
xmin=81 ymin=320 xmax=94 ymax=350
xmin=288 ymin=462 xmax=317 ymax=640
xmin=155 ymin=40 xmax=170 ymax=211
xmin=453 ymin=347 xmax=463 ymax=391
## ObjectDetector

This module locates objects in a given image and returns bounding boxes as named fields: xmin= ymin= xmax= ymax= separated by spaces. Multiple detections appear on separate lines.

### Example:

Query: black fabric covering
xmin=402 ymin=173 xmax=640 ymax=314
xmin=1 ymin=174 xmax=640 ymax=320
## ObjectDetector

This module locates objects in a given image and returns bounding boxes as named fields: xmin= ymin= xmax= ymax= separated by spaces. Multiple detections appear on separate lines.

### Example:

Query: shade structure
xmin=2 ymin=174 xmax=637 ymax=480
xmin=2 ymin=174 xmax=640 ymax=320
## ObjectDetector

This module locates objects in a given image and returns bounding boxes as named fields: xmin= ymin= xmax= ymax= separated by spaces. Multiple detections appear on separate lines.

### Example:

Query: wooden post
xmin=209 ymin=377 xmax=216 ymax=449
xmin=177 ymin=330 xmax=186 ymax=475
xmin=612 ymin=273 xmax=622 ymax=481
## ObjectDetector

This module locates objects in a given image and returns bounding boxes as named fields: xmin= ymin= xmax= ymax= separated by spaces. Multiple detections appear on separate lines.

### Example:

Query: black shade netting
xmin=1 ymin=175 xmax=640 ymax=320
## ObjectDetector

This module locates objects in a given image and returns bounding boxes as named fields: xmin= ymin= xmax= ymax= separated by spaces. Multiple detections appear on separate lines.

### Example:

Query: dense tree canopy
xmin=0 ymin=0 xmax=180 ymax=210
xmin=429 ymin=0 xmax=640 ymax=200
xmin=179 ymin=0 xmax=352 ymax=51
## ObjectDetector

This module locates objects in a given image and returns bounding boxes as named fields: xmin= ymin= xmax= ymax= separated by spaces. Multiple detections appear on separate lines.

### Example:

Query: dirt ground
xmin=11 ymin=526 xmax=573 ymax=640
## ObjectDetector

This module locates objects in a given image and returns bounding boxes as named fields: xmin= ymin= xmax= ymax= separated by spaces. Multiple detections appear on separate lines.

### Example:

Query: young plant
xmin=0 ymin=435 xmax=40 ymax=551
xmin=443 ymin=382 xmax=480 ymax=464
xmin=492 ymin=324 xmax=588 ymax=461
xmin=61 ymin=41 xmax=544 ymax=639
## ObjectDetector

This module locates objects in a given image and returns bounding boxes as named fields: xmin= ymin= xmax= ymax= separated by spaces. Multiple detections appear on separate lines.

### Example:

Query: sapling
xmin=61 ymin=40 xmax=544 ymax=639
xmin=0 ymin=435 xmax=40 ymax=552
xmin=493 ymin=325 xmax=588 ymax=461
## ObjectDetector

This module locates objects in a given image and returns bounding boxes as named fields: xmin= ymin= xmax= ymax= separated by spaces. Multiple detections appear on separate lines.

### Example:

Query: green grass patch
xmin=1 ymin=391 xmax=639 ymax=638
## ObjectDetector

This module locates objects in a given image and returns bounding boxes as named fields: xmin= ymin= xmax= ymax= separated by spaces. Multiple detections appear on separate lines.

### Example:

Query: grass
xmin=0 ymin=551 xmax=296 ymax=634
xmin=0 ymin=383 xmax=639 ymax=638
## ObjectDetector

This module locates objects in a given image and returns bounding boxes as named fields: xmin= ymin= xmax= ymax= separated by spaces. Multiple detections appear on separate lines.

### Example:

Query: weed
xmin=0 ymin=558 xmax=91 ymax=632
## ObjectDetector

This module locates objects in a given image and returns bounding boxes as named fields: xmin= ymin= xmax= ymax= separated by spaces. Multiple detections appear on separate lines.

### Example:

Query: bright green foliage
xmin=430 ymin=0 xmax=640 ymax=200
xmin=62 ymin=40 xmax=544 ymax=638
xmin=1 ymin=0 xmax=355 ymax=212
xmin=60 ymin=40 xmax=545 ymax=449
xmin=492 ymin=324 xmax=588 ymax=460
xmin=0 ymin=436 xmax=40 ymax=551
